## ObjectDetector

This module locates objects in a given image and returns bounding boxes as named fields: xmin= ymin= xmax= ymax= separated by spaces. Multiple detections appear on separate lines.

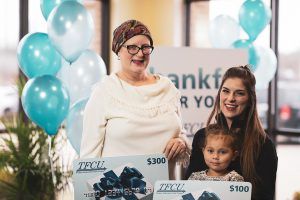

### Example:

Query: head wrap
xmin=112 ymin=19 xmax=153 ymax=55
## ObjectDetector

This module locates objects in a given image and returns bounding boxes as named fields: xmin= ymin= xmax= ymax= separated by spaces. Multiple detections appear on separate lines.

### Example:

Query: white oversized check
xmin=153 ymin=180 xmax=252 ymax=200
xmin=73 ymin=154 xmax=168 ymax=200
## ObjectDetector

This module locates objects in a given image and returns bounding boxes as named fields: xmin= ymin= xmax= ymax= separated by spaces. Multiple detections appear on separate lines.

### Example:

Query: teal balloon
xmin=239 ymin=0 xmax=271 ymax=41
xmin=40 ymin=0 xmax=81 ymax=20
xmin=66 ymin=98 xmax=88 ymax=154
xmin=21 ymin=75 xmax=70 ymax=136
xmin=232 ymin=39 xmax=259 ymax=71
xmin=47 ymin=1 xmax=94 ymax=63
xmin=17 ymin=32 xmax=62 ymax=78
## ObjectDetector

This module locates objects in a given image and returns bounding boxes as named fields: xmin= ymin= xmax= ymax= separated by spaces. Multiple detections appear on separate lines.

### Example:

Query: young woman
xmin=186 ymin=65 xmax=278 ymax=199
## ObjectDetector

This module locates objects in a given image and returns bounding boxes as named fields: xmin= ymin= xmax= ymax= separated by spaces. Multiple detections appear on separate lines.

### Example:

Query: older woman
xmin=186 ymin=65 xmax=278 ymax=200
xmin=80 ymin=19 xmax=189 ymax=179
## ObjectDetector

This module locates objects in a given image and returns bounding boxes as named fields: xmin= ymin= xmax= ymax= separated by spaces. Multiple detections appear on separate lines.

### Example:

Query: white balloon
xmin=254 ymin=46 xmax=277 ymax=89
xmin=57 ymin=50 xmax=107 ymax=105
xmin=209 ymin=15 xmax=240 ymax=48
xmin=47 ymin=1 xmax=94 ymax=63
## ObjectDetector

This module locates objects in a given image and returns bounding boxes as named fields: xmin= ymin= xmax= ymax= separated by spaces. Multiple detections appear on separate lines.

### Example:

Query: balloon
xmin=254 ymin=46 xmax=277 ymax=89
xmin=40 ymin=0 xmax=81 ymax=20
xmin=239 ymin=0 xmax=271 ymax=41
xmin=66 ymin=98 xmax=88 ymax=154
xmin=57 ymin=50 xmax=107 ymax=105
xmin=209 ymin=15 xmax=240 ymax=48
xmin=232 ymin=39 xmax=259 ymax=71
xmin=17 ymin=32 xmax=62 ymax=78
xmin=21 ymin=75 xmax=70 ymax=135
xmin=47 ymin=1 xmax=94 ymax=63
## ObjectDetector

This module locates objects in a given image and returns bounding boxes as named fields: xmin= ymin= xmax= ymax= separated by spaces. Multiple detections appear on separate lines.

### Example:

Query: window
xmin=277 ymin=1 xmax=300 ymax=131
xmin=0 ymin=1 xmax=19 ymax=128
xmin=189 ymin=0 xmax=271 ymax=128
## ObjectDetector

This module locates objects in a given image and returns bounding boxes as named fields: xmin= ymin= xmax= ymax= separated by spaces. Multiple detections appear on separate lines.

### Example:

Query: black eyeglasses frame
xmin=122 ymin=44 xmax=154 ymax=55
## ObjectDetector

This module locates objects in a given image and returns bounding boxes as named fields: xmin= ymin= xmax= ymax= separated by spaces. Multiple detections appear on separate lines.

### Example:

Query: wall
xmin=110 ymin=0 xmax=184 ymax=72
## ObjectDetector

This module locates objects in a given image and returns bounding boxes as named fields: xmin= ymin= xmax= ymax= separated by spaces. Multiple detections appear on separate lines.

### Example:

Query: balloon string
xmin=48 ymin=135 xmax=57 ymax=186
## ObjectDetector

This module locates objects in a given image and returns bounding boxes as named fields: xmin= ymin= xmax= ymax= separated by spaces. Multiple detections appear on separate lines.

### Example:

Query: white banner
xmin=149 ymin=47 xmax=247 ymax=136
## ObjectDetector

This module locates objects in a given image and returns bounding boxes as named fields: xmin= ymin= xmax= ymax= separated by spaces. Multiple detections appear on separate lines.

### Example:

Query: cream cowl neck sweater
xmin=80 ymin=73 xmax=189 ymax=168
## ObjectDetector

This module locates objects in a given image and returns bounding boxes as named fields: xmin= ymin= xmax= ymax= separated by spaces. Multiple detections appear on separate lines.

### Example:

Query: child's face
xmin=203 ymin=134 xmax=238 ymax=176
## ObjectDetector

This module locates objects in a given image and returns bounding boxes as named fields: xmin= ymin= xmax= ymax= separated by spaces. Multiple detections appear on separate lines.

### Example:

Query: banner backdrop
xmin=149 ymin=47 xmax=247 ymax=136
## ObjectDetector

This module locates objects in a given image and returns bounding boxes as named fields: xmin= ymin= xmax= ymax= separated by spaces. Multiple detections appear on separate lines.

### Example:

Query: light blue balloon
xmin=239 ymin=0 xmax=271 ymax=41
xmin=17 ymin=32 xmax=62 ymax=78
xmin=209 ymin=15 xmax=240 ymax=48
xmin=232 ymin=39 xmax=259 ymax=71
xmin=40 ymin=0 xmax=81 ymax=20
xmin=47 ymin=1 xmax=94 ymax=63
xmin=57 ymin=50 xmax=107 ymax=105
xmin=21 ymin=75 xmax=70 ymax=135
xmin=66 ymin=98 xmax=88 ymax=154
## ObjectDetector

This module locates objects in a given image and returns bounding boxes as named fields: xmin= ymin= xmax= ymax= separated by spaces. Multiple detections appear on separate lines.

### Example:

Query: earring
xmin=118 ymin=56 xmax=120 ymax=60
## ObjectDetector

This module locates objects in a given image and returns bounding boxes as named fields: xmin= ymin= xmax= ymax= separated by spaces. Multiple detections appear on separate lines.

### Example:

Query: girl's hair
xmin=204 ymin=124 xmax=241 ymax=151
xmin=206 ymin=65 xmax=266 ymax=187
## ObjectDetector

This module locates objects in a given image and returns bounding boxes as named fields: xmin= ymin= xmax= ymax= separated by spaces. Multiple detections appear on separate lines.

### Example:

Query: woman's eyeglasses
xmin=122 ymin=45 xmax=154 ymax=55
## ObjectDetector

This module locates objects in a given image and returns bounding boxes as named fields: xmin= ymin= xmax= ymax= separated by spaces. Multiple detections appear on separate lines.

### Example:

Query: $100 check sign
xmin=73 ymin=154 xmax=169 ymax=200
xmin=153 ymin=180 xmax=252 ymax=200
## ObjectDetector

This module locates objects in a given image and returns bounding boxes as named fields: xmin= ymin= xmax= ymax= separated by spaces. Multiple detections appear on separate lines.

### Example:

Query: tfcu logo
xmin=157 ymin=183 xmax=186 ymax=193
xmin=76 ymin=161 xmax=107 ymax=173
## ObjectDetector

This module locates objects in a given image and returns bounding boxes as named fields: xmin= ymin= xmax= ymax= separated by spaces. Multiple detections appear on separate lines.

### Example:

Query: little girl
xmin=188 ymin=124 xmax=244 ymax=181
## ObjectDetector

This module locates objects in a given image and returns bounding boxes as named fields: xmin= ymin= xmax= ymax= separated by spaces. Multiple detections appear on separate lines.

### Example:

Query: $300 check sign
xmin=73 ymin=154 xmax=169 ymax=200
xmin=147 ymin=156 xmax=167 ymax=165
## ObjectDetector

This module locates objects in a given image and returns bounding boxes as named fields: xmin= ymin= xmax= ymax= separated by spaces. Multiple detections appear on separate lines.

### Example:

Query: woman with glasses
xmin=80 ymin=19 xmax=190 ymax=179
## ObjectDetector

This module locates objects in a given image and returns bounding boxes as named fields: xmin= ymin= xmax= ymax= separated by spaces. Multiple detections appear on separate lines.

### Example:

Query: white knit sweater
xmin=80 ymin=73 xmax=188 ymax=163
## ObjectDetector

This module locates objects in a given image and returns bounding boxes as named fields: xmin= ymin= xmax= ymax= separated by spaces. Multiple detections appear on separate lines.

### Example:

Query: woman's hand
xmin=164 ymin=137 xmax=186 ymax=160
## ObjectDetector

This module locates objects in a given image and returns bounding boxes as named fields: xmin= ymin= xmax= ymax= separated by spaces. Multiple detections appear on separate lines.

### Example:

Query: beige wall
xmin=110 ymin=0 xmax=184 ymax=72
xmin=85 ymin=1 xmax=102 ymax=55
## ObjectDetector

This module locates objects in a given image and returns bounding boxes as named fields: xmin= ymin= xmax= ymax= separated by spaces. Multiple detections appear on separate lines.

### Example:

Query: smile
xmin=132 ymin=59 xmax=144 ymax=64
xmin=225 ymin=103 xmax=237 ymax=108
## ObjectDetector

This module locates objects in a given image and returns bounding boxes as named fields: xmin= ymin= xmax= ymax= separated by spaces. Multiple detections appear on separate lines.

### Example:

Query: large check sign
xmin=153 ymin=180 xmax=252 ymax=200
xmin=73 ymin=154 xmax=168 ymax=200
xmin=149 ymin=47 xmax=247 ymax=136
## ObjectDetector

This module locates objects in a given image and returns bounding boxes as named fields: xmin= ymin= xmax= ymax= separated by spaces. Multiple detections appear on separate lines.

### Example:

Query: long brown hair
xmin=206 ymin=65 xmax=266 ymax=187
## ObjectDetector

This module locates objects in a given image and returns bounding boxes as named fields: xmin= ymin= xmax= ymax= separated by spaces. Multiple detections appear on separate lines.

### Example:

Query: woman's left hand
xmin=164 ymin=137 xmax=186 ymax=160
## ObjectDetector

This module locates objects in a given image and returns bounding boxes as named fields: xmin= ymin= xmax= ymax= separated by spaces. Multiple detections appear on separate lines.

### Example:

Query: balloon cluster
xmin=17 ymin=0 xmax=107 ymax=154
xmin=208 ymin=0 xmax=277 ymax=89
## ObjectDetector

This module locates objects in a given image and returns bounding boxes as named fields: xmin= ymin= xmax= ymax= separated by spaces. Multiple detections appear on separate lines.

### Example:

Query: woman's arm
xmin=80 ymin=85 xmax=107 ymax=158
xmin=254 ymin=136 xmax=278 ymax=200
xmin=164 ymin=102 xmax=191 ymax=161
